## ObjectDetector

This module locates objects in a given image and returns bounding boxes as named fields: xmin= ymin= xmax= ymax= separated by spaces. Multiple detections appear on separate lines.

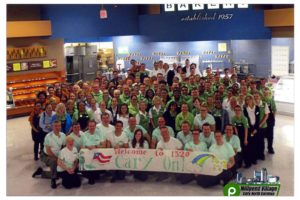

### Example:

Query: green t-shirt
xmin=176 ymin=131 xmax=193 ymax=145
xmin=92 ymin=92 xmax=103 ymax=104
xmin=184 ymin=141 xmax=208 ymax=152
xmin=223 ymin=135 xmax=241 ymax=153
xmin=175 ymin=112 xmax=194 ymax=132
xmin=152 ymin=126 xmax=175 ymax=142
xmin=209 ymin=142 xmax=235 ymax=163
xmin=232 ymin=115 xmax=249 ymax=128
xmin=128 ymin=103 xmax=139 ymax=117
xmin=81 ymin=130 xmax=105 ymax=147
xmin=199 ymin=132 xmax=216 ymax=149
xmin=120 ymin=93 xmax=130 ymax=105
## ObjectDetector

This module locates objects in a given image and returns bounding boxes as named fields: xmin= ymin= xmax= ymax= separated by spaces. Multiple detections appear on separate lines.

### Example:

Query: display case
xmin=7 ymin=71 xmax=66 ymax=118
xmin=274 ymin=75 xmax=294 ymax=116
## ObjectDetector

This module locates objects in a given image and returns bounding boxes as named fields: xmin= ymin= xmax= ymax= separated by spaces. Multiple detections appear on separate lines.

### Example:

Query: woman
xmin=77 ymin=90 xmax=86 ymax=103
xmin=28 ymin=101 xmax=43 ymax=160
xmin=36 ymin=91 xmax=47 ymax=109
xmin=128 ymin=95 xmax=139 ymax=117
xmin=149 ymin=96 xmax=165 ymax=129
xmin=117 ymin=104 xmax=131 ymax=128
xmin=145 ymin=89 xmax=155 ymax=111
xmin=51 ymin=103 xmax=72 ymax=134
xmin=39 ymin=103 xmax=55 ymax=152
xmin=57 ymin=136 xmax=81 ymax=189
xmin=191 ymin=98 xmax=201 ymax=116
xmin=130 ymin=129 xmax=149 ymax=181
xmin=160 ymin=88 xmax=171 ymax=110
xmin=163 ymin=101 xmax=179 ymax=134
xmin=73 ymin=101 xmax=94 ymax=131
xmin=66 ymin=99 xmax=76 ymax=119
xmin=136 ymin=101 xmax=150 ymax=132
xmin=108 ymin=97 xmax=119 ymax=125
xmin=232 ymin=105 xmax=250 ymax=168
xmin=243 ymin=95 xmax=261 ymax=166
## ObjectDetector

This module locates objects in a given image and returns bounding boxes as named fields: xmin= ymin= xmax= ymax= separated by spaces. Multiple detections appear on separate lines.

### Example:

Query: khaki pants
xmin=40 ymin=152 xmax=57 ymax=179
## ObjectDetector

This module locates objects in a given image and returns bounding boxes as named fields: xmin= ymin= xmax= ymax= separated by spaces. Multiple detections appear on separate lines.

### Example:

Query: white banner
xmin=78 ymin=148 xmax=227 ymax=176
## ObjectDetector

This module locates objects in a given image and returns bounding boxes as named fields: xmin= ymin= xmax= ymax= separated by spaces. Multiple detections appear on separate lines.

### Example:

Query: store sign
xmin=28 ymin=61 xmax=43 ymax=70
xmin=78 ymin=148 xmax=227 ymax=176
xmin=165 ymin=4 xmax=248 ymax=12
xmin=7 ymin=63 xmax=13 ymax=72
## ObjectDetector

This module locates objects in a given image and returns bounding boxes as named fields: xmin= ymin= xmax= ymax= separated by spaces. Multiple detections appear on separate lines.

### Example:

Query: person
xmin=175 ymin=103 xmax=194 ymax=132
xmin=145 ymin=88 xmax=155 ymax=110
xmin=110 ymin=70 xmax=121 ymax=86
xmin=166 ymin=63 xmax=176 ymax=87
xmin=51 ymin=103 xmax=72 ymax=134
xmin=28 ymin=101 xmax=43 ymax=160
xmin=232 ymin=105 xmax=250 ymax=168
xmin=226 ymin=96 xmax=238 ymax=124
xmin=196 ymin=131 xmax=235 ymax=188
xmin=39 ymin=103 xmax=55 ymax=153
xmin=243 ymin=95 xmax=261 ymax=165
xmin=179 ymin=129 xmax=207 ymax=184
xmin=199 ymin=123 xmax=216 ymax=149
xmin=151 ymin=117 xmax=175 ymax=148
xmin=211 ymin=99 xmax=229 ymax=133
xmin=32 ymin=120 xmax=66 ymax=189
xmin=253 ymin=92 xmax=270 ymax=160
xmin=36 ymin=91 xmax=47 ymax=109
xmin=149 ymin=96 xmax=165 ymax=129
xmin=262 ymin=88 xmax=276 ymax=154
xmin=117 ymin=104 xmax=131 ymax=129
xmin=176 ymin=121 xmax=193 ymax=146
xmin=80 ymin=120 xmax=106 ymax=185
xmin=96 ymin=112 xmax=115 ymax=145
xmin=182 ymin=59 xmax=191 ymax=77
xmin=107 ymin=120 xmax=129 ymax=183
xmin=223 ymin=124 xmax=242 ymax=172
xmin=72 ymin=101 xmax=94 ymax=131
xmin=128 ymin=95 xmax=139 ymax=117
xmin=66 ymin=99 xmax=76 ymax=119
xmin=108 ymin=97 xmax=119 ymax=125
xmin=156 ymin=126 xmax=183 ymax=181
xmin=91 ymin=83 xmax=103 ymax=104
xmin=193 ymin=104 xmax=215 ymax=132
xmin=122 ymin=117 xmax=150 ymax=143
xmin=68 ymin=122 xmax=83 ymax=151
xmin=47 ymin=86 xmax=60 ymax=103
xmin=135 ymin=100 xmax=150 ymax=132
xmin=57 ymin=136 xmax=81 ymax=189
xmin=96 ymin=101 xmax=113 ymax=124
xmin=120 ymin=84 xmax=131 ymax=105
xmin=163 ymin=101 xmax=180 ymax=134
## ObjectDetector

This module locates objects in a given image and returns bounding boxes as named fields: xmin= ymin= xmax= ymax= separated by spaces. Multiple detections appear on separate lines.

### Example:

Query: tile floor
xmin=6 ymin=115 xmax=294 ymax=196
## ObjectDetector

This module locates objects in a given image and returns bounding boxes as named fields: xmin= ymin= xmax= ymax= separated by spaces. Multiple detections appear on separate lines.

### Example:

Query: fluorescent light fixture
xmin=207 ymin=4 xmax=220 ymax=9
xmin=117 ymin=47 xmax=129 ymax=54
xmin=223 ymin=4 xmax=235 ymax=9
xmin=177 ymin=4 xmax=189 ymax=11
xmin=237 ymin=4 xmax=249 ymax=8
xmin=192 ymin=4 xmax=204 ymax=10
xmin=164 ymin=4 xmax=175 ymax=12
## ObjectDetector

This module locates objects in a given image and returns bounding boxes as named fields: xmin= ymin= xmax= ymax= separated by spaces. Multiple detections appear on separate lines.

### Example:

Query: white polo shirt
xmin=43 ymin=131 xmax=66 ymax=157
xmin=156 ymin=137 xmax=183 ymax=150
xmin=57 ymin=146 xmax=78 ymax=172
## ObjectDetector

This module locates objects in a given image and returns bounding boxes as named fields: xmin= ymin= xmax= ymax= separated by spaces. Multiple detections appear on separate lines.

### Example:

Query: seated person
xmin=57 ymin=136 xmax=81 ymax=189
xmin=176 ymin=121 xmax=193 ymax=146
xmin=151 ymin=117 xmax=175 ymax=148
xmin=199 ymin=123 xmax=216 ymax=149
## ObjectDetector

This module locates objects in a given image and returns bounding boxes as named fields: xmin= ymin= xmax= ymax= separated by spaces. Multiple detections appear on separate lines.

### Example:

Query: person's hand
xmin=67 ymin=168 xmax=74 ymax=174
xmin=244 ymin=140 xmax=248 ymax=146
xmin=114 ymin=144 xmax=120 ymax=149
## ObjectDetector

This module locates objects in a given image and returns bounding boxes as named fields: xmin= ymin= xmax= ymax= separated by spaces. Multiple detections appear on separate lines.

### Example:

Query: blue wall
xmin=139 ymin=7 xmax=271 ymax=42
xmin=41 ymin=5 xmax=139 ymax=42
xmin=271 ymin=38 xmax=294 ymax=62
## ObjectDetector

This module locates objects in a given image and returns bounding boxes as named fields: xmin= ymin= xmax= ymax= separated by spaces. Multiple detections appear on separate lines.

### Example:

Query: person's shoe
xmin=32 ymin=167 xmax=43 ymax=178
xmin=88 ymin=179 xmax=95 ymax=185
xmin=259 ymin=155 xmax=265 ymax=161
xmin=34 ymin=156 xmax=38 ymax=161
xmin=110 ymin=177 xmax=116 ymax=183
xmin=51 ymin=179 xmax=57 ymax=189
xmin=252 ymin=161 xmax=257 ymax=165
xmin=268 ymin=149 xmax=275 ymax=154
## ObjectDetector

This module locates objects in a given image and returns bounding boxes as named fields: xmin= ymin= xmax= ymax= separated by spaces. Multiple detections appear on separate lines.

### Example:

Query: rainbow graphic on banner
xmin=192 ymin=154 xmax=215 ymax=167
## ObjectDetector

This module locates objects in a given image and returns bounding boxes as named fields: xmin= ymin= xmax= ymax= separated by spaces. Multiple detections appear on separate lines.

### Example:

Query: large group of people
xmin=30 ymin=59 xmax=276 ymax=189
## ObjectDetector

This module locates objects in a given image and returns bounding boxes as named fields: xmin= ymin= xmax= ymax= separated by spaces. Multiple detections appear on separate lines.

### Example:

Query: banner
xmin=78 ymin=148 xmax=227 ymax=176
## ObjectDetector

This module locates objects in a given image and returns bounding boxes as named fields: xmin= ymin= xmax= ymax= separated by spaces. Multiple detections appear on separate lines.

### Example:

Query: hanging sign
xmin=78 ymin=148 xmax=227 ymax=176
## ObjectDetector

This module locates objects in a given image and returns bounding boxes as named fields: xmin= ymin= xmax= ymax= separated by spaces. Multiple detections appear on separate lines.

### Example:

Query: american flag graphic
xmin=93 ymin=152 xmax=112 ymax=163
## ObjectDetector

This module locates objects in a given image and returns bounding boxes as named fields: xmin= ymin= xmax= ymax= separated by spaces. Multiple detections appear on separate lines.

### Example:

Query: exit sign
xmin=100 ymin=9 xmax=107 ymax=19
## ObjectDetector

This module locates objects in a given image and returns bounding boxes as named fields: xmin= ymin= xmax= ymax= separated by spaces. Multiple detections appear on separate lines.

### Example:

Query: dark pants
xmin=266 ymin=125 xmax=275 ymax=151
xmin=196 ymin=169 xmax=234 ymax=188
xmin=133 ymin=171 xmax=148 ymax=181
xmin=177 ymin=174 xmax=195 ymax=184
xmin=32 ymin=130 xmax=47 ymax=158
xmin=111 ymin=170 xmax=126 ymax=180
xmin=58 ymin=171 xmax=81 ymax=189
xmin=40 ymin=152 xmax=58 ymax=179
xmin=234 ymin=152 xmax=243 ymax=169
xmin=238 ymin=131 xmax=251 ymax=166
xmin=247 ymin=132 xmax=259 ymax=163
xmin=82 ymin=171 xmax=99 ymax=182
xmin=257 ymin=128 xmax=267 ymax=159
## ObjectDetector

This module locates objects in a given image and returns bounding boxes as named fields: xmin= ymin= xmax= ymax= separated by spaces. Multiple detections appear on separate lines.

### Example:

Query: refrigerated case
xmin=274 ymin=75 xmax=294 ymax=116
xmin=65 ymin=45 xmax=97 ymax=83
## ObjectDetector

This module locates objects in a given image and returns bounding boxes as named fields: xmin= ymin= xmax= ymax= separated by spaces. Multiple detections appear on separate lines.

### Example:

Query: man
xmin=151 ymin=117 xmax=175 ymax=148
xmin=91 ymin=83 xmax=103 ymax=104
xmin=156 ymin=126 xmax=183 ymax=182
xmin=68 ymin=122 xmax=83 ymax=151
xmin=175 ymin=103 xmax=194 ymax=132
xmin=32 ymin=120 xmax=66 ymax=189
xmin=110 ymin=70 xmax=121 ymax=86
xmin=119 ymin=84 xmax=131 ymax=105
xmin=122 ymin=117 xmax=150 ymax=143
xmin=199 ymin=123 xmax=216 ymax=149
xmin=96 ymin=112 xmax=115 ymax=145
xmin=197 ymin=131 xmax=235 ymax=187
xmin=150 ymin=61 xmax=163 ymax=77
xmin=182 ymin=59 xmax=191 ymax=77
xmin=107 ymin=120 xmax=129 ymax=182
xmin=194 ymin=104 xmax=216 ymax=131
xmin=47 ymin=86 xmax=60 ymax=103
xmin=80 ymin=120 xmax=106 ymax=184
xmin=176 ymin=121 xmax=193 ymax=146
